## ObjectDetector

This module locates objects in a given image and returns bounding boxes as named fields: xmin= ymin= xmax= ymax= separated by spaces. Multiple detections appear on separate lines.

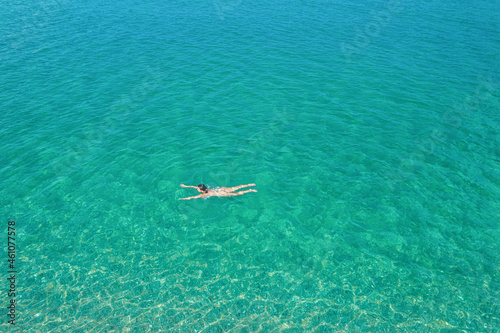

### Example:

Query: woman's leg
xmin=229 ymin=189 xmax=257 ymax=196
xmin=223 ymin=184 xmax=256 ymax=192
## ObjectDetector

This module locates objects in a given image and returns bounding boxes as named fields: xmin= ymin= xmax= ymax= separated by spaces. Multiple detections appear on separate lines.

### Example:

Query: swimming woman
xmin=179 ymin=183 xmax=257 ymax=200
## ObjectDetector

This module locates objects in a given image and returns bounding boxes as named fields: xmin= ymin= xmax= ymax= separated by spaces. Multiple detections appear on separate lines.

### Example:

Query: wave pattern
xmin=1 ymin=0 xmax=499 ymax=331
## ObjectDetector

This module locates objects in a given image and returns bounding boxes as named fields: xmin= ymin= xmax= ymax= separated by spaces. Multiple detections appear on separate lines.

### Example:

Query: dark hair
xmin=198 ymin=184 xmax=208 ymax=193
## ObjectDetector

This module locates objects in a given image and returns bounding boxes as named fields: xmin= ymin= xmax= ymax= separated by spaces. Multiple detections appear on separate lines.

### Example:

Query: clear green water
xmin=1 ymin=0 xmax=499 ymax=331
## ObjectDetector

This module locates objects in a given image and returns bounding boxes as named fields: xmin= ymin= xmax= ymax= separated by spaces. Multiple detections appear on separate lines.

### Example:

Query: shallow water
xmin=1 ymin=0 xmax=499 ymax=331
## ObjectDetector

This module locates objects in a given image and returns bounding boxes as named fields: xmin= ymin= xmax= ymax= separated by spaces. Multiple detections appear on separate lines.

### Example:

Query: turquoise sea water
xmin=1 ymin=0 xmax=499 ymax=331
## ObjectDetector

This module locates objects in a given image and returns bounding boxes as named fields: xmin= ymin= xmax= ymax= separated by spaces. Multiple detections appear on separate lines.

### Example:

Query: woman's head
xmin=198 ymin=184 xmax=208 ymax=193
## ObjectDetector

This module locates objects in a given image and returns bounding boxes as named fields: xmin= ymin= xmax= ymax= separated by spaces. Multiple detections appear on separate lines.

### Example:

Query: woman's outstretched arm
xmin=179 ymin=194 xmax=205 ymax=200
xmin=180 ymin=184 xmax=198 ymax=189
xmin=180 ymin=184 xmax=204 ymax=192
